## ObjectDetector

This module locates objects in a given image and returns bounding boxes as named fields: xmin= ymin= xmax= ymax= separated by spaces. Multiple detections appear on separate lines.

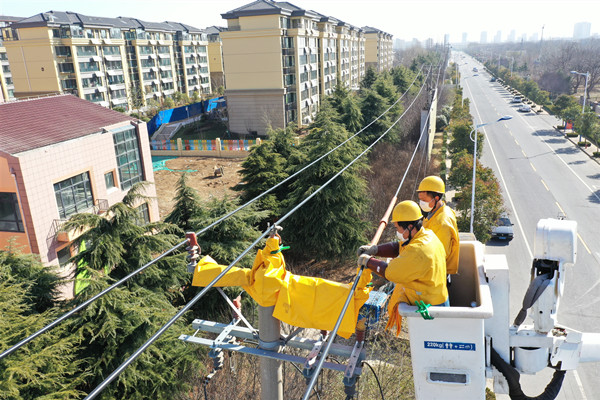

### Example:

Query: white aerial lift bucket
xmin=398 ymin=238 xmax=496 ymax=400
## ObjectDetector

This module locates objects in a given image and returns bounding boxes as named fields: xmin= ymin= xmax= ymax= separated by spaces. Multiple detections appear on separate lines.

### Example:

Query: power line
xmin=0 ymin=66 xmax=426 ymax=362
xmin=85 ymin=70 xmax=433 ymax=400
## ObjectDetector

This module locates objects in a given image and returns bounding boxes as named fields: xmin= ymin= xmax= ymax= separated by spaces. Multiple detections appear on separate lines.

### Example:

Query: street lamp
xmin=469 ymin=115 xmax=513 ymax=233
xmin=570 ymin=70 xmax=590 ymax=142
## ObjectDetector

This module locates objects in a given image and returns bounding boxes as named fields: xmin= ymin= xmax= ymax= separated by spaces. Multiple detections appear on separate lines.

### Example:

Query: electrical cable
xmin=0 ymin=66 xmax=427 ymax=362
xmin=84 ymin=71 xmax=433 ymax=400
xmin=362 ymin=361 xmax=385 ymax=400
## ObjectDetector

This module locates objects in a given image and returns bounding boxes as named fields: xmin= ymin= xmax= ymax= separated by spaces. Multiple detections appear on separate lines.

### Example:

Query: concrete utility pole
xmin=259 ymin=306 xmax=283 ymax=400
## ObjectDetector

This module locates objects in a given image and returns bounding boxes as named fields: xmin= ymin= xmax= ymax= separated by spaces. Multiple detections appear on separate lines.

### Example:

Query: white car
xmin=518 ymin=104 xmax=531 ymax=112
xmin=511 ymin=96 xmax=522 ymax=103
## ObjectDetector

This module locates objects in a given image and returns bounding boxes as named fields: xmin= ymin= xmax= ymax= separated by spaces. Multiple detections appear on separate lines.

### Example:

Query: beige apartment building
xmin=220 ymin=0 xmax=383 ymax=136
xmin=363 ymin=26 xmax=394 ymax=72
xmin=0 ymin=94 xmax=158 ymax=296
xmin=205 ymin=26 xmax=226 ymax=90
xmin=1 ymin=11 xmax=211 ymax=109
xmin=0 ymin=16 xmax=21 ymax=102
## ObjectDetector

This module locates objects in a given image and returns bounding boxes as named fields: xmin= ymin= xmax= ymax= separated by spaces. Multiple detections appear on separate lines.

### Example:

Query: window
xmin=310 ymin=70 xmax=317 ymax=80
xmin=54 ymin=172 xmax=94 ymax=219
xmin=79 ymin=61 xmax=99 ymax=72
xmin=103 ymin=46 xmax=121 ymax=55
xmin=76 ymin=46 xmax=97 ymax=56
xmin=310 ymin=54 xmax=317 ymax=63
xmin=104 ymin=171 xmax=116 ymax=189
xmin=85 ymin=92 xmax=104 ymax=102
xmin=134 ymin=203 xmax=150 ymax=226
xmin=282 ymin=37 xmax=294 ymax=49
xmin=299 ymin=55 xmax=307 ymax=65
xmin=0 ymin=192 xmax=24 ymax=232
xmin=105 ymin=60 xmax=123 ymax=70
xmin=300 ymin=72 xmax=308 ymax=82
xmin=284 ymin=74 xmax=295 ymax=86
xmin=57 ymin=246 xmax=73 ymax=267
xmin=58 ymin=63 xmax=75 ymax=73
xmin=113 ymin=128 xmax=143 ymax=190
xmin=55 ymin=46 xmax=72 ymax=57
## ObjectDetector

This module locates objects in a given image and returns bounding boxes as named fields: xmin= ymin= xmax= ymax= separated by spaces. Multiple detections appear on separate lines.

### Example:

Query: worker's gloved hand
xmin=357 ymin=245 xmax=377 ymax=257
xmin=357 ymin=254 xmax=372 ymax=268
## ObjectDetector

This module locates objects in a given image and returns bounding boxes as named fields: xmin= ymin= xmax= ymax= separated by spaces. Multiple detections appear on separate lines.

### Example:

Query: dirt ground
xmin=153 ymin=157 xmax=244 ymax=218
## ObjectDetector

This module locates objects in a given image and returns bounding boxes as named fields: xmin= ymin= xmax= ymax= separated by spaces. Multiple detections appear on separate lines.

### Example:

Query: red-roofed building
xmin=0 ymin=94 xmax=158 ymax=296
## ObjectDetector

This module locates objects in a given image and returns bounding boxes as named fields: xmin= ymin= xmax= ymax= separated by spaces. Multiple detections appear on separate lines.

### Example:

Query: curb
xmin=555 ymin=128 xmax=600 ymax=166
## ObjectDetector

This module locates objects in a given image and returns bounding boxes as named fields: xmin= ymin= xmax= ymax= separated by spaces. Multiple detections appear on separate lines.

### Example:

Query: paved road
xmin=457 ymin=53 xmax=600 ymax=399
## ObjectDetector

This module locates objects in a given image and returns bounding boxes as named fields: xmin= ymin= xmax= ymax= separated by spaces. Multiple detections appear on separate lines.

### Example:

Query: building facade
xmin=0 ymin=16 xmax=21 ymax=102
xmin=220 ymin=0 xmax=384 ymax=136
xmin=362 ymin=26 xmax=393 ymax=72
xmin=1 ymin=11 xmax=211 ymax=109
xmin=0 ymin=95 xmax=159 ymax=295
xmin=205 ymin=26 xmax=226 ymax=90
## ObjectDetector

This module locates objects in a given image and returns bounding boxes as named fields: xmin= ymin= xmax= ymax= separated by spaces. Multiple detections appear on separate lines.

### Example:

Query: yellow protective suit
xmin=384 ymin=227 xmax=448 ymax=335
xmin=423 ymin=203 xmax=460 ymax=275
xmin=192 ymin=237 xmax=372 ymax=339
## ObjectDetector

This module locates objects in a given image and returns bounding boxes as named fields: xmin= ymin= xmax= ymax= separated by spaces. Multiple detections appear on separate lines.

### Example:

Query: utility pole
xmin=259 ymin=306 xmax=283 ymax=400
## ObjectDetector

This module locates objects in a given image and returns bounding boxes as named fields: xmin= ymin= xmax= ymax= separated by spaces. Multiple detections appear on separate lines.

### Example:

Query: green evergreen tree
xmin=391 ymin=66 xmax=412 ymax=93
xmin=359 ymin=88 xmax=392 ymax=144
xmin=340 ymin=96 xmax=363 ymax=133
xmin=448 ymin=121 xmax=483 ymax=158
xmin=284 ymin=102 xmax=369 ymax=259
xmin=165 ymin=173 xmax=203 ymax=232
xmin=234 ymin=138 xmax=289 ymax=219
xmin=0 ymin=251 xmax=87 ymax=399
xmin=361 ymin=67 xmax=378 ymax=89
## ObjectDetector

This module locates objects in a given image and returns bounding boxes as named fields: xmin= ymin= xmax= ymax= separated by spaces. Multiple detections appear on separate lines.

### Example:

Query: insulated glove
xmin=357 ymin=254 xmax=372 ymax=268
xmin=357 ymin=245 xmax=378 ymax=257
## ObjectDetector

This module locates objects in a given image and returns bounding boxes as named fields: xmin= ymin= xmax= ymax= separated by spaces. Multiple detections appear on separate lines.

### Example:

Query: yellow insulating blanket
xmin=192 ymin=237 xmax=372 ymax=338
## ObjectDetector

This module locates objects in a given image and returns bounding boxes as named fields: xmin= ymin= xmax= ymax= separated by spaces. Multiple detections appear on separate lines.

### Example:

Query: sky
xmin=1 ymin=0 xmax=599 ymax=43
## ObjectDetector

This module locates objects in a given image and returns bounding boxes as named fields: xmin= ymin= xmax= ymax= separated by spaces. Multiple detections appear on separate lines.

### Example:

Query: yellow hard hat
xmin=417 ymin=176 xmax=445 ymax=193
xmin=391 ymin=200 xmax=423 ymax=222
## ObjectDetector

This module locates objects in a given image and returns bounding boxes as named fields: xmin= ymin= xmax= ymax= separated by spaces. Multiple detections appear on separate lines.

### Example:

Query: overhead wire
xmin=362 ymin=361 xmax=385 ymax=400
xmin=84 ymin=69 xmax=433 ymax=400
xmin=0 ymin=65 xmax=426 ymax=362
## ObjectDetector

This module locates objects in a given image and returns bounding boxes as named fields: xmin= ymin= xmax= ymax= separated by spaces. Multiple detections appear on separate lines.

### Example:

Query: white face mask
xmin=419 ymin=199 xmax=433 ymax=212
xmin=397 ymin=230 xmax=408 ymax=243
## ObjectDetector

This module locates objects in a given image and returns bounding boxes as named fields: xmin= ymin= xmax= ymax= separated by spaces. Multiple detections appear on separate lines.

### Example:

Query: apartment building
xmin=0 ymin=94 xmax=158 ymax=295
xmin=1 ymin=11 xmax=211 ymax=109
xmin=220 ymin=0 xmax=380 ymax=136
xmin=205 ymin=26 xmax=226 ymax=90
xmin=362 ymin=26 xmax=394 ymax=72
xmin=0 ymin=16 xmax=21 ymax=102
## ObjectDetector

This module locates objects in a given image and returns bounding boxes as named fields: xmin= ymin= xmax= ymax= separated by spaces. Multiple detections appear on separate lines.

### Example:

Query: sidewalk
xmin=555 ymin=128 xmax=600 ymax=166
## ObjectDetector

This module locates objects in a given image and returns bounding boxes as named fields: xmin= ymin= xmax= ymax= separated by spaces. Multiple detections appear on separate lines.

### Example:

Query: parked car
xmin=473 ymin=67 xmax=478 ymax=72
xmin=490 ymin=77 xmax=497 ymax=82
xmin=491 ymin=214 xmax=514 ymax=240
xmin=511 ymin=96 xmax=523 ymax=103
xmin=518 ymin=104 xmax=532 ymax=112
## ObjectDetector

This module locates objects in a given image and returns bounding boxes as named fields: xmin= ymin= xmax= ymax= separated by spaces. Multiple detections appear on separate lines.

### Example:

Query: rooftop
xmin=222 ymin=0 xmax=319 ymax=19
xmin=0 ymin=95 xmax=135 ymax=155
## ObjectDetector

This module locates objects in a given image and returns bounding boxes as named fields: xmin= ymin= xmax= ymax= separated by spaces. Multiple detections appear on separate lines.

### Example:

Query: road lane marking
xmin=541 ymin=179 xmax=549 ymax=191
xmin=556 ymin=202 xmax=565 ymax=215
xmin=530 ymin=162 xmax=536 ymax=172
xmin=574 ymin=370 xmax=588 ymax=400
xmin=521 ymin=150 xmax=527 ymax=157
xmin=578 ymin=233 xmax=592 ymax=254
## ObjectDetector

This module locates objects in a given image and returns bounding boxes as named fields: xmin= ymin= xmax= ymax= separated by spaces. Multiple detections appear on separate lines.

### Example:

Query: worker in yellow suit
xmin=417 ymin=176 xmax=460 ymax=276
xmin=191 ymin=235 xmax=371 ymax=339
xmin=357 ymin=200 xmax=448 ymax=335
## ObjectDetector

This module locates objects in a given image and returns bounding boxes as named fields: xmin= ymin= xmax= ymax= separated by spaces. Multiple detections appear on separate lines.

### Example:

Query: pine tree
xmin=361 ymin=67 xmax=377 ymax=89
xmin=165 ymin=172 xmax=203 ymax=232
xmin=284 ymin=102 xmax=369 ymax=259
xmin=340 ymin=96 xmax=363 ymax=133
xmin=359 ymin=88 xmax=392 ymax=144
xmin=0 ymin=251 xmax=87 ymax=399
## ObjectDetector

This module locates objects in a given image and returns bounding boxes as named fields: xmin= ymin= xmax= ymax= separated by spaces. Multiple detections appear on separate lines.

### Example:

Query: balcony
xmin=53 ymin=199 xmax=108 ymax=242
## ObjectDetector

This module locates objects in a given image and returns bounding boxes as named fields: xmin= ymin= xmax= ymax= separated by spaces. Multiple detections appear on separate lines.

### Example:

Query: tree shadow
xmin=544 ymin=138 xmax=567 ymax=144
xmin=555 ymin=146 xmax=579 ymax=155
xmin=588 ymin=191 xmax=600 ymax=204
xmin=588 ymin=173 xmax=600 ymax=180
xmin=569 ymin=160 xmax=586 ymax=165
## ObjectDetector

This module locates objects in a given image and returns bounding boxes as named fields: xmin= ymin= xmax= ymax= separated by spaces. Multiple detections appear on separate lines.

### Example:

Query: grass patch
xmin=172 ymin=119 xmax=229 ymax=141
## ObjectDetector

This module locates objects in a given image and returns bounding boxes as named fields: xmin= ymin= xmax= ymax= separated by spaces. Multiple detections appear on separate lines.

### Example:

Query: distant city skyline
xmin=1 ymin=0 xmax=598 ymax=43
